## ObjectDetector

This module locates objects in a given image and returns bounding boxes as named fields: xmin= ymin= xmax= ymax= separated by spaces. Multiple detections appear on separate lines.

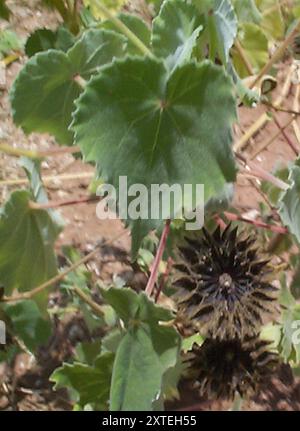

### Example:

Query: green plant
xmin=1 ymin=0 xmax=300 ymax=411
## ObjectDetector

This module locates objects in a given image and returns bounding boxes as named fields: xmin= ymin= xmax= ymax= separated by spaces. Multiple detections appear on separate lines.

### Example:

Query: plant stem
xmin=72 ymin=284 xmax=104 ymax=318
xmin=234 ymin=39 xmax=254 ymax=75
xmin=1 ymin=230 xmax=129 ymax=303
xmin=29 ymin=195 xmax=98 ymax=210
xmin=262 ymin=100 xmax=300 ymax=116
xmin=293 ymin=83 xmax=300 ymax=145
xmin=2 ymin=52 xmax=21 ymax=66
xmin=262 ymin=0 xmax=287 ymax=17
xmin=273 ymin=115 xmax=299 ymax=155
xmin=0 ymin=171 xmax=94 ymax=187
xmin=236 ymin=153 xmax=289 ymax=190
xmin=92 ymin=0 xmax=152 ymax=56
xmin=247 ymin=177 xmax=274 ymax=210
xmin=73 ymin=74 xmax=87 ymax=88
xmin=0 ymin=142 xmax=40 ymax=159
xmin=145 ymin=219 xmax=171 ymax=298
xmin=223 ymin=211 xmax=288 ymax=234
xmin=154 ymin=257 xmax=173 ymax=303
xmin=250 ymin=116 xmax=295 ymax=160
xmin=50 ymin=0 xmax=69 ymax=22
xmin=234 ymin=65 xmax=293 ymax=152
xmin=250 ymin=19 xmax=300 ymax=89
xmin=0 ymin=141 xmax=81 ymax=158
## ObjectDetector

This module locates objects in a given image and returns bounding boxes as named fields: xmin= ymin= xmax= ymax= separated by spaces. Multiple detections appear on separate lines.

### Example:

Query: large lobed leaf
xmin=25 ymin=27 xmax=75 ymax=57
xmin=102 ymin=12 xmax=151 ymax=55
xmin=110 ymin=324 xmax=179 ymax=411
xmin=10 ymin=29 xmax=127 ymax=145
xmin=151 ymin=0 xmax=203 ymax=71
xmin=102 ymin=287 xmax=180 ymax=411
xmin=51 ymin=352 xmax=114 ymax=409
xmin=73 ymin=56 xmax=237 ymax=253
xmin=3 ymin=300 xmax=52 ymax=352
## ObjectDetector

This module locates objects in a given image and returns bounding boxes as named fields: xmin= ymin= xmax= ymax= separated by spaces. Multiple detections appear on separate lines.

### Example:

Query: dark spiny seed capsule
xmin=188 ymin=337 xmax=279 ymax=400
xmin=173 ymin=225 xmax=277 ymax=339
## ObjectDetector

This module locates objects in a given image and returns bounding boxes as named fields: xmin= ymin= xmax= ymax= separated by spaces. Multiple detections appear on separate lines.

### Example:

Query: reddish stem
xmin=145 ymin=219 xmax=171 ymax=298
xmin=39 ymin=145 xmax=81 ymax=156
xmin=29 ymin=195 xmax=98 ymax=210
xmin=273 ymin=115 xmax=299 ymax=155
xmin=236 ymin=154 xmax=289 ymax=191
xmin=223 ymin=211 xmax=288 ymax=234
xmin=214 ymin=215 xmax=227 ymax=230
xmin=155 ymin=257 xmax=174 ymax=303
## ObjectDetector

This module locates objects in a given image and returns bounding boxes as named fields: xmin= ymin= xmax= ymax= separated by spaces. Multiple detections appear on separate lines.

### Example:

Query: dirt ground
xmin=1 ymin=0 xmax=300 ymax=411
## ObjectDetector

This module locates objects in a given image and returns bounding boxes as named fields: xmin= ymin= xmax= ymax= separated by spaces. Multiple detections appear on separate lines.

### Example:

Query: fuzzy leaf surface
xmin=151 ymin=0 xmax=203 ymax=71
xmin=103 ymin=287 xmax=180 ymax=411
xmin=11 ymin=29 xmax=126 ymax=145
xmin=51 ymin=352 xmax=114 ymax=409
xmin=0 ymin=191 xmax=59 ymax=295
xmin=73 ymin=57 xmax=236 ymax=253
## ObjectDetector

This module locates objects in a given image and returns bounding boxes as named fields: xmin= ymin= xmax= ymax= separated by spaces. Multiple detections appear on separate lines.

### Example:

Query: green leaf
xmin=232 ymin=0 xmax=261 ymax=24
xmin=75 ymin=340 xmax=102 ymax=365
xmin=100 ymin=287 xmax=140 ymax=326
xmin=25 ymin=27 xmax=75 ymax=57
xmin=280 ymin=307 xmax=300 ymax=363
xmin=73 ymin=57 xmax=237 ymax=252
xmin=156 ymin=357 xmax=186 ymax=403
xmin=110 ymin=324 xmax=180 ymax=411
xmin=227 ymin=61 xmax=259 ymax=106
xmin=0 ymin=190 xmax=59 ymax=295
xmin=67 ymin=30 xmax=126 ymax=80
xmin=19 ymin=157 xmax=65 ymax=228
xmin=102 ymin=287 xmax=180 ymax=410
xmin=3 ymin=300 xmax=52 ymax=352
xmin=279 ymin=275 xmax=296 ymax=309
xmin=145 ymin=0 xmax=164 ymax=13
xmin=151 ymin=0 xmax=203 ymax=71
xmin=232 ymin=23 xmax=268 ymax=78
xmin=257 ymin=0 xmax=285 ymax=40
xmin=209 ymin=0 xmax=238 ymax=63
xmin=102 ymin=12 xmax=151 ymax=55
xmin=11 ymin=29 xmax=126 ymax=145
xmin=0 ymin=29 xmax=23 ymax=58
xmin=102 ymin=329 xmax=124 ymax=353
xmin=260 ymin=322 xmax=282 ymax=350
xmin=261 ymin=164 xmax=289 ymax=205
xmin=182 ymin=333 xmax=204 ymax=352
xmin=84 ymin=0 xmax=126 ymax=19
xmin=101 ymin=286 xmax=174 ymax=326
xmin=278 ymin=161 xmax=300 ymax=242
xmin=0 ymin=0 xmax=10 ymax=21
xmin=51 ymin=352 xmax=114 ymax=409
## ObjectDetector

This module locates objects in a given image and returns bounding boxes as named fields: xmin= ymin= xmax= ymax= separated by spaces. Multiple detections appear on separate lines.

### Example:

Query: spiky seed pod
xmin=173 ymin=225 xmax=277 ymax=339
xmin=189 ymin=337 xmax=279 ymax=400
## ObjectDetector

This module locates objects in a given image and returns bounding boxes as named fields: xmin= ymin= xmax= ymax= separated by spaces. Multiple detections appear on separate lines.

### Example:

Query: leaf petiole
xmin=91 ymin=0 xmax=152 ymax=57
